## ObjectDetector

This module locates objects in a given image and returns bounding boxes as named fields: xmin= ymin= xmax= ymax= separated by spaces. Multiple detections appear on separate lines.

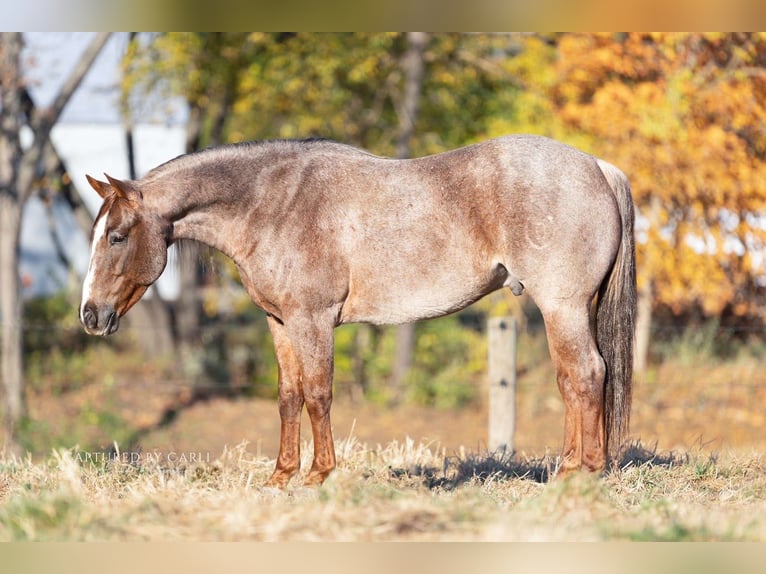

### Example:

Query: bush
xmin=333 ymin=313 xmax=487 ymax=409
xmin=23 ymin=293 xmax=90 ymax=356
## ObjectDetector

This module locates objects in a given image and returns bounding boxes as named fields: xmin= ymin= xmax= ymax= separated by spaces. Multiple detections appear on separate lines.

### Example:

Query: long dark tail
xmin=595 ymin=158 xmax=637 ymax=465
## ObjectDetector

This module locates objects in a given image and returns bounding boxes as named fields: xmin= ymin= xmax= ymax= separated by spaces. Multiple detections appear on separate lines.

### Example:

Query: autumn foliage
xmin=549 ymin=33 xmax=766 ymax=317
xmin=124 ymin=33 xmax=766 ymax=322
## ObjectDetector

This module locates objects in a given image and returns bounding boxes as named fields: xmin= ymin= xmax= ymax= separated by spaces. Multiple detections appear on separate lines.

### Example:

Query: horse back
xmin=234 ymin=136 xmax=621 ymax=325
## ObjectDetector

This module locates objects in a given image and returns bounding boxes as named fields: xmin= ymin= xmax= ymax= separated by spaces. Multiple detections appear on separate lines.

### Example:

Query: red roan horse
xmin=80 ymin=135 xmax=636 ymax=487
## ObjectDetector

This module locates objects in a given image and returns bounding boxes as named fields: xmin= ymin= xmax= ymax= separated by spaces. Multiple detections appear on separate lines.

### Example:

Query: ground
xmin=4 ymin=350 xmax=766 ymax=542
xmin=23 ymin=349 xmax=766 ymax=464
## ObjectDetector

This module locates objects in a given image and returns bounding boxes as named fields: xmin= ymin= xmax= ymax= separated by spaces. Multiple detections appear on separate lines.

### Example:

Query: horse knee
xmin=303 ymin=382 xmax=332 ymax=417
xmin=587 ymin=352 xmax=606 ymax=389
xmin=278 ymin=385 xmax=304 ymax=417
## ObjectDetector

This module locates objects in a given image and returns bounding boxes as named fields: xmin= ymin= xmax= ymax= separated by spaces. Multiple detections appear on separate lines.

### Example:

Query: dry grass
xmin=10 ymin=330 xmax=766 ymax=542
xmin=1 ymin=437 xmax=765 ymax=541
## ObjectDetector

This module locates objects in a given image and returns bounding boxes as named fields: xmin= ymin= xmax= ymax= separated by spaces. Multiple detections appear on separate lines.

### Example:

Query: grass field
xmin=5 ymin=327 xmax=766 ymax=542
xmin=1 ymin=436 xmax=765 ymax=541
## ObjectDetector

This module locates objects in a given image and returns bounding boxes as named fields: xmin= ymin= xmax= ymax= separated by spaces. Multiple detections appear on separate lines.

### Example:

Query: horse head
xmin=79 ymin=175 xmax=171 ymax=336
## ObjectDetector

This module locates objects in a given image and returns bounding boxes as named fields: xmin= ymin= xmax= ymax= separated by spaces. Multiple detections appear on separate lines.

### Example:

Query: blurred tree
xmin=0 ymin=32 xmax=110 ymax=452
xmin=554 ymin=33 xmax=766 ymax=311
xmin=121 ymin=33 xmax=527 ymax=401
xmin=484 ymin=33 xmax=766 ymax=368
xmin=551 ymin=33 xmax=766 ymax=367
xmin=114 ymin=34 xmax=175 ymax=361
xmin=392 ymin=32 xmax=428 ymax=405
xmin=123 ymin=33 xmax=260 ymax=374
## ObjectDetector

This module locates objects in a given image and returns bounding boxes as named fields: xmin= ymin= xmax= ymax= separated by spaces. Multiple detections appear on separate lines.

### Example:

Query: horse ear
xmin=105 ymin=174 xmax=143 ymax=202
xmin=86 ymin=174 xmax=112 ymax=199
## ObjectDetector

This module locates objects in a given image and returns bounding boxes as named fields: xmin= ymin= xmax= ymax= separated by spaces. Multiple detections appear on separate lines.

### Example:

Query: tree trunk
xmin=173 ymin=103 xmax=205 ymax=377
xmin=0 ymin=195 xmax=25 ymax=454
xmin=123 ymin=290 xmax=176 ymax=358
xmin=0 ymin=32 xmax=110 ymax=452
xmin=634 ymin=199 xmax=662 ymax=376
xmin=391 ymin=32 xmax=428 ymax=404
xmin=175 ymin=243 xmax=202 ymax=374
xmin=121 ymin=79 xmax=176 ymax=360
xmin=0 ymin=33 xmax=26 ymax=454
xmin=395 ymin=32 xmax=428 ymax=159
xmin=174 ymin=61 xmax=237 ymax=382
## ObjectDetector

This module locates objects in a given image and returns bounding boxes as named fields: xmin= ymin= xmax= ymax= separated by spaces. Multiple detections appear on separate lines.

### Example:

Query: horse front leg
xmin=264 ymin=315 xmax=304 ymax=489
xmin=293 ymin=314 xmax=336 ymax=487
xmin=264 ymin=312 xmax=337 ymax=488
xmin=303 ymin=374 xmax=336 ymax=486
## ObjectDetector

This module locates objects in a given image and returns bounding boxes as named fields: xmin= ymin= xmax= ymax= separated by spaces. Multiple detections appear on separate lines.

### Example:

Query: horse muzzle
xmin=80 ymin=302 xmax=120 ymax=336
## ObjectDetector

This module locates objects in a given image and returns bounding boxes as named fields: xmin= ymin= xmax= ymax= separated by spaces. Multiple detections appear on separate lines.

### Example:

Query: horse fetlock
xmin=556 ymin=445 xmax=606 ymax=479
xmin=555 ymin=455 xmax=581 ymax=479
xmin=264 ymin=467 xmax=298 ymax=489
xmin=583 ymin=452 xmax=607 ymax=473
xmin=304 ymin=467 xmax=334 ymax=487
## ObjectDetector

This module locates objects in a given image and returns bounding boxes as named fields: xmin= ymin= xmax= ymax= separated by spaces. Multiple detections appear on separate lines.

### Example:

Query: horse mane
xmin=142 ymin=137 xmax=336 ymax=182
xmin=148 ymin=138 xmax=339 ymax=278
xmin=168 ymin=238 xmax=219 ymax=281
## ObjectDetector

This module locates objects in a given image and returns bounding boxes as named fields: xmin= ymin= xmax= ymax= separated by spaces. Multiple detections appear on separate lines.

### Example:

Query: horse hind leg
xmin=541 ymin=302 xmax=607 ymax=476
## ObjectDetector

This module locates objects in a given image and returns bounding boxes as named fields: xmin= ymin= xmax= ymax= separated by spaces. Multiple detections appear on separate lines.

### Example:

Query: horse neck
xmin=142 ymin=159 xmax=257 ymax=259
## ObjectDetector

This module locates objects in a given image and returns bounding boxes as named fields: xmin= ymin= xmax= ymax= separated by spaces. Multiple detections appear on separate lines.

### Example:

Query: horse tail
xmin=595 ymin=158 xmax=637 ymax=465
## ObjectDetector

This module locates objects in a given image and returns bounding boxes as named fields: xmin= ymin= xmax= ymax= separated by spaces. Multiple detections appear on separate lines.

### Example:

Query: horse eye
xmin=108 ymin=232 xmax=126 ymax=246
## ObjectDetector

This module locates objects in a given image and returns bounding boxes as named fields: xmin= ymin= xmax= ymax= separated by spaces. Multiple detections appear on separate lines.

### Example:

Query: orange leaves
xmin=122 ymin=33 xmax=766 ymax=319
xmin=554 ymin=33 xmax=669 ymax=106
xmin=547 ymin=33 xmax=766 ymax=317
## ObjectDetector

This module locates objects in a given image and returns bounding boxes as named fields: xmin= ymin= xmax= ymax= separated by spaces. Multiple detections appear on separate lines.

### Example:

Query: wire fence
xmin=14 ymin=317 xmax=766 ymax=333
xmin=14 ymin=314 xmax=766 ymax=395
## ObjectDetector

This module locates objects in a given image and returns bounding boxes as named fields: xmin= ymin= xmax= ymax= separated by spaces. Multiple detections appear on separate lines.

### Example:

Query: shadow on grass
xmin=388 ymin=448 xmax=554 ymax=489
xmin=390 ymin=440 xmax=691 ymax=490
xmin=617 ymin=440 xmax=695 ymax=469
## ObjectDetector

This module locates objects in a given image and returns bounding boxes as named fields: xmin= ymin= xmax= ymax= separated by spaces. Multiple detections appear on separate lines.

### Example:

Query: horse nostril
xmin=82 ymin=303 xmax=98 ymax=330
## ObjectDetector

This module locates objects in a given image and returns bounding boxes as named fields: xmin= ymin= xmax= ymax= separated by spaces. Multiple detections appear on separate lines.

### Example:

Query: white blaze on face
xmin=79 ymin=212 xmax=108 ymax=322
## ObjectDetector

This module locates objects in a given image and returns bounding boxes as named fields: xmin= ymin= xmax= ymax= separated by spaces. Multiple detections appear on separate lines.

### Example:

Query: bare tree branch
xmin=31 ymin=32 xmax=112 ymax=138
xmin=19 ymin=32 xmax=111 ymax=202
xmin=1 ymin=32 xmax=111 ymax=452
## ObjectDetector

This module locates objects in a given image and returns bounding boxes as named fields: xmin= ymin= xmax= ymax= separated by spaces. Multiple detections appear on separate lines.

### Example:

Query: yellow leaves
xmin=347 ymin=56 xmax=381 ymax=85
xmin=547 ymin=33 xmax=766 ymax=317
xmin=642 ymin=226 xmax=733 ymax=316
xmin=121 ymin=33 xmax=766 ymax=319
xmin=503 ymin=34 xmax=556 ymax=87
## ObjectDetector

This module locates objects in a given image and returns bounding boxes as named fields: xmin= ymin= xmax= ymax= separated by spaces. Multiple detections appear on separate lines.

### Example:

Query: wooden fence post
xmin=488 ymin=316 xmax=517 ymax=452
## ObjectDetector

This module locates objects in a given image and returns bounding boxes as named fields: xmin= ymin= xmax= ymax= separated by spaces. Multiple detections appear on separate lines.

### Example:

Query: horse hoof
xmin=552 ymin=463 xmax=581 ymax=480
xmin=303 ymin=475 xmax=329 ymax=488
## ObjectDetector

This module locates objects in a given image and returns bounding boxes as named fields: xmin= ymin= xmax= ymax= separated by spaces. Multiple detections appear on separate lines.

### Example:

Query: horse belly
xmin=340 ymin=262 xmax=506 ymax=325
